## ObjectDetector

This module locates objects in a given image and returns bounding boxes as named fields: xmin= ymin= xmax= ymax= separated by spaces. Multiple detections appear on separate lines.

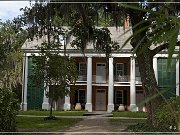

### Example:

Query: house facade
xmin=21 ymin=27 xmax=180 ymax=112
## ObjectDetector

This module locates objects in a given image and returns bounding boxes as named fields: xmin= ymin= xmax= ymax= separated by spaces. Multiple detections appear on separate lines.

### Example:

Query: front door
xmin=96 ymin=63 xmax=106 ymax=83
xmin=96 ymin=89 xmax=106 ymax=110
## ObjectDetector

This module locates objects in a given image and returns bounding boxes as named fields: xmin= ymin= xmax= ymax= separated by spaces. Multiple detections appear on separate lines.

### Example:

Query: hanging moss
xmin=0 ymin=88 xmax=19 ymax=131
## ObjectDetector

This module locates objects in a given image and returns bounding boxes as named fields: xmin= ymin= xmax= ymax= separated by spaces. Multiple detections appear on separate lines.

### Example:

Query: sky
xmin=0 ymin=1 xmax=31 ymax=22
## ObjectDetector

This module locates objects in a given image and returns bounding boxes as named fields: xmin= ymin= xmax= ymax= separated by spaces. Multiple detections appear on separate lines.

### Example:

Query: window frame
xmin=115 ymin=90 xmax=124 ymax=104
xmin=116 ymin=63 xmax=124 ymax=76
xmin=77 ymin=89 xmax=86 ymax=103
xmin=79 ymin=63 xmax=87 ymax=76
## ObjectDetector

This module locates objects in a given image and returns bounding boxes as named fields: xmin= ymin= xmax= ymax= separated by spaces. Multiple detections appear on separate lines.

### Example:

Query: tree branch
xmin=151 ymin=41 xmax=180 ymax=56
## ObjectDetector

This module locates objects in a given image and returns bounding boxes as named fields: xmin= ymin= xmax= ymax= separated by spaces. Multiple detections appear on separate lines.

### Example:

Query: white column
xmin=42 ymin=86 xmax=49 ymax=110
xmin=153 ymin=57 xmax=158 ymax=83
xmin=64 ymin=95 xmax=71 ymax=110
xmin=176 ymin=59 xmax=179 ymax=96
xmin=64 ymin=85 xmax=71 ymax=111
xmin=85 ymin=56 xmax=92 ymax=112
xmin=130 ymin=57 xmax=137 ymax=112
xmin=108 ymin=57 xmax=114 ymax=112
xmin=21 ymin=53 xmax=28 ymax=111
xmin=64 ymin=78 xmax=71 ymax=110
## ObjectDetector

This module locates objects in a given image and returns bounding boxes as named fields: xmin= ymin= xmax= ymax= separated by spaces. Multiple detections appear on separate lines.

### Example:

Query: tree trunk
xmin=49 ymin=99 xmax=53 ymax=118
xmin=129 ymin=9 xmax=162 ymax=127
xmin=49 ymin=86 xmax=54 ymax=119
xmin=136 ymin=50 xmax=162 ymax=127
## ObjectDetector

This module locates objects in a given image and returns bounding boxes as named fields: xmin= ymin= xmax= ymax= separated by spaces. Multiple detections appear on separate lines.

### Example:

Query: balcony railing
xmin=77 ymin=75 xmax=87 ymax=82
xmin=136 ymin=76 xmax=142 ymax=84
xmin=114 ymin=75 xmax=129 ymax=82
xmin=76 ymin=75 xmax=142 ymax=84
xmin=92 ymin=75 xmax=107 ymax=83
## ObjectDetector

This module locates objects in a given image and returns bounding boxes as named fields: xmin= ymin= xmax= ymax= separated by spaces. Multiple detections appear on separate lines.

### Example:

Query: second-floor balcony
xmin=77 ymin=75 xmax=87 ymax=82
xmin=92 ymin=75 xmax=107 ymax=83
xmin=76 ymin=75 xmax=142 ymax=84
xmin=114 ymin=75 xmax=129 ymax=82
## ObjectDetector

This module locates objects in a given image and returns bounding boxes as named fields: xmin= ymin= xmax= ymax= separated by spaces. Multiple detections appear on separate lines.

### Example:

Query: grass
xmin=109 ymin=118 xmax=146 ymax=132
xmin=18 ymin=110 xmax=86 ymax=116
xmin=112 ymin=111 xmax=147 ymax=118
xmin=16 ymin=116 xmax=82 ymax=132
xmin=109 ymin=119 xmax=146 ymax=126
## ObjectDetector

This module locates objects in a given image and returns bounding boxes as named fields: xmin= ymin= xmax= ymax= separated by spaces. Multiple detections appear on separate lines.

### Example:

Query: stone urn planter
xmin=118 ymin=104 xmax=125 ymax=111
xmin=75 ymin=103 xmax=81 ymax=110
xmin=143 ymin=106 xmax=147 ymax=112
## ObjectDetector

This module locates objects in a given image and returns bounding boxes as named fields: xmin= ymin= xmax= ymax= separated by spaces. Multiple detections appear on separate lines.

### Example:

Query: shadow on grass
xmin=16 ymin=116 xmax=82 ymax=132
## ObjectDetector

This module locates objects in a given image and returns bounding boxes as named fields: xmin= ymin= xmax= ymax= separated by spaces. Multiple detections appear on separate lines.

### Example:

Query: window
xmin=75 ymin=89 xmax=86 ymax=110
xmin=77 ymin=63 xmax=87 ymax=81
xmin=78 ymin=90 xmax=86 ymax=103
xmin=79 ymin=63 xmax=87 ymax=76
xmin=97 ymin=64 xmax=106 ymax=66
xmin=115 ymin=90 xmax=123 ymax=104
xmin=115 ymin=63 xmax=127 ymax=76
xmin=114 ymin=63 xmax=128 ymax=82
xmin=116 ymin=63 xmax=124 ymax=76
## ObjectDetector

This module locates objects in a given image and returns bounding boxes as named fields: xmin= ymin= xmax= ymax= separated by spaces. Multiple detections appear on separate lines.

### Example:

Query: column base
xmin=107 ymin=104 xmax=114 ymax=112
xmin=42 ymin=102 xmax=49 ymax=110
xmin=85 ymin=103 xmax=92 ymax=112
xmin=21 ymin=103 xmax=27 ymax=111
xmin=64 ymin=103 xmax=71 ymax=111
xmin=130 ymin=104 xmax=138 ymax=112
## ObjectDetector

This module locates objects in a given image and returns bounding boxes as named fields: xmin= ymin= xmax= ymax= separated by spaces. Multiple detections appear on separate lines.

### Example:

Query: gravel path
xmin=62 ymin=115 xmax=128 ymax=135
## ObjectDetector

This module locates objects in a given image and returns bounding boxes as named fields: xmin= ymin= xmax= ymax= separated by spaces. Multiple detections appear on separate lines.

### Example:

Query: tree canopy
xmin=30 ymin=42 xmax=78 ymax=118
xmin=0 ymin=21 xmax=27 ymax=89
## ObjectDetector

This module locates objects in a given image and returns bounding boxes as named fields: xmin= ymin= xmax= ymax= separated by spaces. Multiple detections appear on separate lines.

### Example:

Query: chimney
xmin=124 ymin=16 xmax=130 ymax=29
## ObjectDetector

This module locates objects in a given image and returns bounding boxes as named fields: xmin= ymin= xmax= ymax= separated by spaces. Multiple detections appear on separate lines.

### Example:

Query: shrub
xmin=0 ymin=88 xmax=19 ymax=131
xmin=153 ymin=96 xmax=180 ymax=132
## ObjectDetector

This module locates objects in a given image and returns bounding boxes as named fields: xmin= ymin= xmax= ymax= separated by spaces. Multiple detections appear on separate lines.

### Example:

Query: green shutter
xmin=157 ymin=58 xmax=176 ymax=99
xmin=27 ymin=57 xmax=44 ymax=110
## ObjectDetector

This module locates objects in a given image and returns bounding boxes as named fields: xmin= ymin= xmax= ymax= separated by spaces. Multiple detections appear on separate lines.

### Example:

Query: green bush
xmin=153 ymin=96 xmax=180 ymax=132
xmin=0 ymin=88 xmax=19 ymax=131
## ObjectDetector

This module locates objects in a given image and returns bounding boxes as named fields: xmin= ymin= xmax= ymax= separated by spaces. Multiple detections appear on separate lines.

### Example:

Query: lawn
xmin=112 ymin=111 xmax=147 ymax=118
xmin=18 ymin=110 xmax=86 ymax=116
xmin=109 ymin=118 xmax=146 ymax=126
xmin=16 ymin=116 xmax=82 ymax=132
xmin=109 ymin=118 xmax=146 ymax=132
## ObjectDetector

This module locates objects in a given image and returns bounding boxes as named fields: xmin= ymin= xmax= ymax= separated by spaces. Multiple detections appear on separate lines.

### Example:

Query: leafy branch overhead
xmin=16 ymin=2 xmax=121 ymax=56
xmin=120 ymin=3 xmax=180 ymax=59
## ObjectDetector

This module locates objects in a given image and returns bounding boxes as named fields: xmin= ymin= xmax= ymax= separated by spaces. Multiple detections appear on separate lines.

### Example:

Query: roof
xmin=21 ymin=27 xmax=133 ymax=52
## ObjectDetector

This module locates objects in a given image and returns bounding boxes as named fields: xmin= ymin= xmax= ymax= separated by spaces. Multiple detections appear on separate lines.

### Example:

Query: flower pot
xmin=118 ymin=104 xmax=125 ymax=111
xmin=143 ymin=106 xmax=147 ymax=112
xmin=75 ymin=103 xmax=81 ymax=110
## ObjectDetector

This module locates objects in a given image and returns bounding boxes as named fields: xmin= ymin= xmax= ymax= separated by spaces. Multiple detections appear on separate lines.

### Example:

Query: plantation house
xmin=20 ymin=24 xmax=180 ymax=112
